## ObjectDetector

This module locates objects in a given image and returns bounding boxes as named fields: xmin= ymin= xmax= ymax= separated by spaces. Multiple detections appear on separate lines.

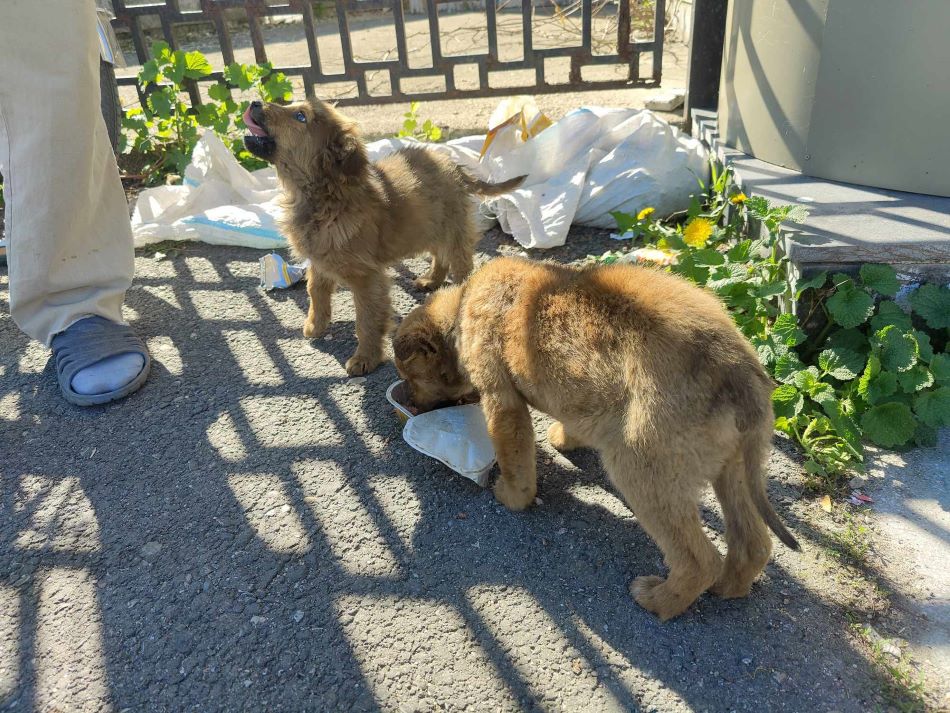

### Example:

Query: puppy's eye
xmin=294 ymin=111 xmax=307 ymax=123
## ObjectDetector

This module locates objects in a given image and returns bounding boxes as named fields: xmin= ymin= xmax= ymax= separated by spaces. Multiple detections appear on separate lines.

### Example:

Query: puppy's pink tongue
xmin=242 ymin=106 xmax=268 ymax=137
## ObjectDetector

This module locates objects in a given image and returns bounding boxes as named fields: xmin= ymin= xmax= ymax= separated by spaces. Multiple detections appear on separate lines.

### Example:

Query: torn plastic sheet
xmin=259 ymin=253 xmax=310 ymax=290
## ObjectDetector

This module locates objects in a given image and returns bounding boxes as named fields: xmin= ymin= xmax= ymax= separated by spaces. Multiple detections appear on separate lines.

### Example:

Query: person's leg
xmin=0 ymin=0 xmax=148 ymax=403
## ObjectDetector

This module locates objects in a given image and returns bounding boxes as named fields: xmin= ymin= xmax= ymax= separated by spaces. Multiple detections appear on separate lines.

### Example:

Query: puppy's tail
xmin=735 ymin=370 xmax=800 ymax=551
xmin=460 ymin=172 xmax=527 ymax=197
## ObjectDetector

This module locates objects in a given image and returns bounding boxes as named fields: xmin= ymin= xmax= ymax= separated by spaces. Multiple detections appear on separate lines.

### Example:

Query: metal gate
xmin=111 ymin=0 xmax=665 ymax=108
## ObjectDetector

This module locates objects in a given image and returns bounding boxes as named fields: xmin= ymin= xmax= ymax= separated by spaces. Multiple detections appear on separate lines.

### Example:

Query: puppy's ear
xmin=393 ymin=331 xmax=438 ymax=364
xmin=331 ymin=125 xmax=366 ymax=178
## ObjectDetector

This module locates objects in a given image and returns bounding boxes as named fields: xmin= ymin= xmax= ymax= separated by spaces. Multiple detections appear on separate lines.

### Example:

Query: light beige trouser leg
xmin=0 ymin=0 xmax=133 ymax=346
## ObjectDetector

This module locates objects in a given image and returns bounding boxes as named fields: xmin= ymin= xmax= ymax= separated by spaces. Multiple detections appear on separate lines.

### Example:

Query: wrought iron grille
xmin=111 ymin=0 xmax=665 ymax=108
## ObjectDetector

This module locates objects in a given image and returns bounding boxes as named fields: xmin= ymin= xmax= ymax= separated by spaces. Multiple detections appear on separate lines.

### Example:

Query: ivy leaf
xmin=151 ymin=40 xmax=172 ymax=61
xmin=772 ymin=384 xmax=804 ymax=420
xmin=874 ymin=325 xmax=918 ymax=373
xmin=691 ymin=248 xmax=725 ymax=266
xmin=870 ymin=300 xmax=913 ymax=333
xmin=795 ymin=270 xmax=828 ymax=298
xmin=772 ymin=314 xmax=806 ymax=347
xmin=774 ymin=353 xmax=806 ymax=384
xmin=858 ymin=353 xmax=898 ymax=404
xmin=818 ymin=347 xmax=865 ymax=381
xmin=931 ymin=353 xmax=950 ymax=385
xmin=183 ymin=50 xmax=212 ymax=79
xmin=167 ymin=50 xmax=188 ymax=85
xmin=909 ymin=284 xmax=950 ymax=329
xmin=913 ymin=386 xmax=950 ymax=428
xmin=147 ymin=90 xmax=174 ymax=119
xmin=727 ymin=240 xmax=752 ymax=262
xmin=208 ymin=82 xmax=231 ymax=102
xmin=860 ymin=402 xmax=917 ymax=448
xmin=792 ymin=367 xmax=821 ymax=393
xmin=826 ymin=328 xmax=870 ymax=356
xmin=897 ymin=366 xmax=934 ymax=393
xmin=914 ymin=421 xmax=938 ymax=448
xmin=827 ymin=284 xmax=874 ymax=328
xmin=859 ymin=264 xmax=899 ymax=297
xmin=224 ymin=62 xmax=255 ymax=90
xmin=915 ymin=331 xmax=934 ymax=363
xmin=140 ymin=58 xmax=161 ymax=84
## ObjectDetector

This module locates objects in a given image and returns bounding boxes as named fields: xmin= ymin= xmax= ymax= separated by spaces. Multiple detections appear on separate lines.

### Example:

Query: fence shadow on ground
xmin=0 ymin=229 xmax=909 ymax=711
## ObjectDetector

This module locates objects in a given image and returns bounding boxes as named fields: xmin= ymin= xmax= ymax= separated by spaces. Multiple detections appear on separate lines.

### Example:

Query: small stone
xmin=534 ymin=497 xmax=543 ymax=506
xmin=645 ymin=88 xmax=685 ymax=112
xmin=292 ymin=610 xmax=304 ymax=623
xmin=140 ymin=542 xmax=162 ymax=560
xmin=740 ymin=655 xmax=753 ymax=666
xmin=323 ymin=334 xmax=333 ymax=341
xmin=773 ymin=671 xmax=788 ymax=684
xmin=849 ymin=476 xmax=867 ymax=489
xmin=250 ymin=615 xmax=266 ymax=625
xmin=280 ymin=504 xmax=291 ymax=514
xmin=350 ymin=377 xmax=367 ymax=385
xmin=571 ymin=658 xmax=583 ymax=675
xmin=556 ymin=527 xmax=568 ymax=535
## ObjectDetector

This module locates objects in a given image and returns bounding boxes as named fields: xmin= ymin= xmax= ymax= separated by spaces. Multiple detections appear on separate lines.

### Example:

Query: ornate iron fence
xmin=111 ymin=0 xmax=665 ymax=108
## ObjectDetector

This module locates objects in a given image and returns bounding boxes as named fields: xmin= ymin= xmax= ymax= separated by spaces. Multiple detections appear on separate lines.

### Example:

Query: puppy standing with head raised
xmin=243 ymin=99 xmax=523 ymax=375
xmin=393 ymin=257 xmax=799 ymax=620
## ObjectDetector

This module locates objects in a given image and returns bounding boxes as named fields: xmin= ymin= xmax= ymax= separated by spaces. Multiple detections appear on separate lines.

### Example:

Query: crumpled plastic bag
xmin=482 ymin=106 xmax=710 ymax=249
xmin=402 ymin=404 xmax=495 ymax=487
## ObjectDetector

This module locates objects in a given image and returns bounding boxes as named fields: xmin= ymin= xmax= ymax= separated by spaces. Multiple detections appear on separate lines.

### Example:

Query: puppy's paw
xmin=345 ymin=352 xmax=384 ymax=376
xmin=414 ymin=276 xmax=444 ymax=291
xmin=302 ymin=318 xmax=329 ymax=339
xmin=547 ymin=422 xmax=582 ymax=451
xmin=493 ymin=477 xmax=536 ymax=511
xmin=709 ymin=575 xmax=753 ymax=600
xmin=629 ymin=575 xmax=691 ymax=621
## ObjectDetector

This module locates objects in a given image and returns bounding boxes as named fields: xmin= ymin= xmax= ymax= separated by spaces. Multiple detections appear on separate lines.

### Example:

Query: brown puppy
xmin=243 ymin=99 xmax=524 ymax=375
xmin=393 ymin=257 xmax=799 ymax=620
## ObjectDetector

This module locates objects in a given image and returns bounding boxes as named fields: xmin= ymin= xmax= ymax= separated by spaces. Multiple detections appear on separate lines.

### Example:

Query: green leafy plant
xmin=396 ymin=102 xmax=442 ymax=142
xmin=121 ymin=41 xmax=293 ymax=183
xmin=603 ymin=165 xmax=949 ymax=484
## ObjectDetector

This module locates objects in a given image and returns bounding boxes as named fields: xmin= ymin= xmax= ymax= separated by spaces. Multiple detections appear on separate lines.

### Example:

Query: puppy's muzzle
xmin=243 ymin=101 xmax=276 ymax=159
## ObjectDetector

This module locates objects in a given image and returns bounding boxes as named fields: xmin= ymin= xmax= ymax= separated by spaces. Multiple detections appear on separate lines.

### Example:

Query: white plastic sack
xmin=131 ymin=131 xmax=494 ymax=248
xmin=402 ymin=404 xmax=495 ymax=488
xmin=482 ymin=106 xmax=709 ymax=249
xmin=130 ymin=107 xmax=708 ymax=251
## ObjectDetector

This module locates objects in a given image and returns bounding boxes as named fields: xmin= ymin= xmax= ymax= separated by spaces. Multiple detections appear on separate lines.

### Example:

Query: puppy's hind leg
xmin=710 ymin=446 xmax=773 ymax=599
xmin=414 ymin=252 xmax=450 ymax=291
xmin=303 ymin=266 xmax=336 ymax=338
xmin=446 ymin=215 xmax=478 ymax=283
xmin=547 ymin=421 xmax=586 ymax=452
xmin=604 ymin=447 xmax=722 ymax=621
xmin=346 ymin=271 xmax=392 ymax=376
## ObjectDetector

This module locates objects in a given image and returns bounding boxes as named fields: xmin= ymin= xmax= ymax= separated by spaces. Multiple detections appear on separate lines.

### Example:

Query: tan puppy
xmin=243 ymin=99 xmax=523 ymax=375
xmin=393 ymin=257 xmax=799 ymax=620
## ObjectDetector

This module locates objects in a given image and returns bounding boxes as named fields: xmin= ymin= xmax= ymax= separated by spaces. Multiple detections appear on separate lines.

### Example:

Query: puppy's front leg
xmin=303 ymin=266 xmax=336 ymax=338
xmin=345 ymin=271 xmax=392 ymax=376
xmin=483 ymin=392 xmax=537 ymax=510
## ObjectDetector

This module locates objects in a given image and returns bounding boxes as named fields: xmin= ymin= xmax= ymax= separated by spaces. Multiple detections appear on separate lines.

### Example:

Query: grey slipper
xmin=51 ymin=316 xmax=151 ymax=406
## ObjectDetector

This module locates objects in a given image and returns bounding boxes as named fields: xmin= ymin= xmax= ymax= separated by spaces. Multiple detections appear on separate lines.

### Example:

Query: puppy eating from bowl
xmin=393 ymin=256 xmax=799 ymax=620
xmin=243 ymin=99 xmax=524 ymax=376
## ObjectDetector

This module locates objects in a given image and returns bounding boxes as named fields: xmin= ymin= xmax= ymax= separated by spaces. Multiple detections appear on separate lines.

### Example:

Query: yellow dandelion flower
xmin=683 ymin=217 xmax=714 ymax=247
xmin=730 ymin=192 xmax=747 ymax=205
xmin=637 ymin=206 xmax=655 ymax=221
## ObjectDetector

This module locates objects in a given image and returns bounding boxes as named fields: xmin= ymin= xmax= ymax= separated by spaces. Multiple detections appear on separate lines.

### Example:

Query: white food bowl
xmin=386 ymin=379 xmax=495 ymax=488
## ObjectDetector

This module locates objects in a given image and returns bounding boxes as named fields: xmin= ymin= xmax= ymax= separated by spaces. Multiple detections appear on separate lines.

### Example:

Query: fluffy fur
xmin=244 ymin=99 xmax=523 ymax=375
xmin=393 ymin=257 xmax=799 ymax=620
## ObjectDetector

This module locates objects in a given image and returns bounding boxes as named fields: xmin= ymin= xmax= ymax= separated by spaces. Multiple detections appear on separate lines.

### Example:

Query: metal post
xmin=682 ymin=0 xmax=728 ymax=131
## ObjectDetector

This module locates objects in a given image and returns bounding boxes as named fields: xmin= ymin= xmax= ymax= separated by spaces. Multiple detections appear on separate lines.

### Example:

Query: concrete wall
xmin=718 ymin=0 xmax=950 ymax=198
